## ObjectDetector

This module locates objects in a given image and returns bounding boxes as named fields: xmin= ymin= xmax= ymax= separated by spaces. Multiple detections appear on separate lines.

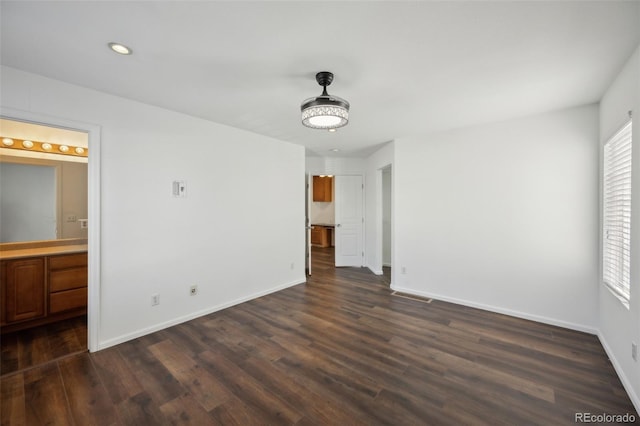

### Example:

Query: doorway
xmin=0 ymin=108 xmax=101 ymax=355
xmin=0 ymin=119 xmax=91 ymax=374
xmin=307 ymin=173 xmax=364 ymax=272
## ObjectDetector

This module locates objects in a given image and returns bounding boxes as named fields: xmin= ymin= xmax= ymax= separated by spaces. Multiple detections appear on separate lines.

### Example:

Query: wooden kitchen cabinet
xmin=310 ymin=226 xmax=330 ymax=247
xmin=1 ymin=257 xmax=46 ymax=324
xmin=313 ymin=176 xmax=333 ymax=202
xmin=311 ymin=226 xmax=323 ymax=246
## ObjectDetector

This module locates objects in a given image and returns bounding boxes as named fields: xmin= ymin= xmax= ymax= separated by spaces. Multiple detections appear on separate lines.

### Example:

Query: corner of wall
xmin=598 ymin=331 xmax=640 ymax=413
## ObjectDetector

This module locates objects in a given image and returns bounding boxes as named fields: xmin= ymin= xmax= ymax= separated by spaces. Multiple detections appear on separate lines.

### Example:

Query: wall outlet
xmin=151 ymin=293 xmax=160 ymax=306
xmin=66 ymin=214 xmax=77 ymax=222
xmin=190 ymin=285 xmax=198 ymax=296
xmin=632 ymin=342 xmax=638 ymax=361
xmin=290 ymin=262 xmax=295 ymax=270
xmin=402 ymin=266 xmax=407 ymax=274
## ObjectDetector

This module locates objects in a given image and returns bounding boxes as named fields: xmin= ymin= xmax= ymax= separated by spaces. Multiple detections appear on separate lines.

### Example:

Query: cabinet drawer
xmin=49 ymin=287 xmax=87 ymax=314
xmin=49 ymin=253 xmax=87 ymax=270
xmin=49 ymin=267 xmax=87 ymax=292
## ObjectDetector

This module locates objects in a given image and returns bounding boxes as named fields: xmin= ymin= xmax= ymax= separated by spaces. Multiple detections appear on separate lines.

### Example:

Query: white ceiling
xmin=1 ymin=1 xmax=639 ymax=157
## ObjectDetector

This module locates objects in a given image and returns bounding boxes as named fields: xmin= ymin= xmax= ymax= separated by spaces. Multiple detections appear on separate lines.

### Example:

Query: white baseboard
xmin=389 ymin=284 xmax=598 ymax=335
xmin=368 ymin=266 xmax=384 ymax=275
xmin=597 ymin=331 xmax=640 ymax=414
xmin=97 ymin=278 xmax=306 ymax=351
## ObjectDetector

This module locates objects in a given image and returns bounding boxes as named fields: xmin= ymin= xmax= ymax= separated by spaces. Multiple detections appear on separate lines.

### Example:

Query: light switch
xmin=172 ymin=180 xmax=187 ymax=198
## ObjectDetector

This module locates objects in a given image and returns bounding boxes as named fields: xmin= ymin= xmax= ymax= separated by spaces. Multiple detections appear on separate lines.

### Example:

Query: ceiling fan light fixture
xmin=301 ymin=71 xmax=349 ymax=130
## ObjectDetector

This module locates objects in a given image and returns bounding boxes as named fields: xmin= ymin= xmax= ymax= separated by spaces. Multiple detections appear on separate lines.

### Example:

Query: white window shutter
xmin=603 ymin=120 xmax=633 ymax=308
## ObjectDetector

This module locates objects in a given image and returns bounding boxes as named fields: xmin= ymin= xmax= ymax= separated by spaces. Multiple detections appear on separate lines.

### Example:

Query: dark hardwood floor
xmin=382 ymin=265 xmax=391 ymax=286
xmin=1 ymin=247 xmax=637 ymax=425
xmin=1 ymin=316 xmax=87 ymax=376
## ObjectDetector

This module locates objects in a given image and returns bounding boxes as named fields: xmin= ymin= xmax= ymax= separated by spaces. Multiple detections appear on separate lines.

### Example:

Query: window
xmin=603 ymin=119 xmax=633 ymax=308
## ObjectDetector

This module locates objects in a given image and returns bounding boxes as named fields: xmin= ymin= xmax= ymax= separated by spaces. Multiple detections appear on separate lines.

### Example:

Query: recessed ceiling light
xmin=108 ymin=42 xmax=132 ymax=55
xmin=328 ymin=128 xmax=337 ymax=133
xmin=2 ymin=138 xmax=14 ymax=146
xmin=22 ymin=140 xmax=34 ymax=149
xmin=42 ymin=143 xmax=52 ymax=151
xmin=59 ymin=145 xmax=69 ymax=152
xmin=330 ymin=148 xmax=340 ymax=152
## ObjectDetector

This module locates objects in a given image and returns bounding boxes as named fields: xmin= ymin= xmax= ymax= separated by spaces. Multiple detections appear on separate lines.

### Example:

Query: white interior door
xmin=335 ymin=175 xmax=364 ymax=267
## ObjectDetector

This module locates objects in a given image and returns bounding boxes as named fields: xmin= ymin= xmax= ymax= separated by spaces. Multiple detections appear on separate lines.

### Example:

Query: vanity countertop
xmin=0 ymin=239 xmax=88 ymax=260
xmin=0 ymin=244 xmax=88 ymax=260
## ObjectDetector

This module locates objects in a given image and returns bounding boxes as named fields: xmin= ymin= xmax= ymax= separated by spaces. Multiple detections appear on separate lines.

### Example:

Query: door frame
xmin=378 ymin=165 xmax=392 ymax=281
xmin=305 ymin=173 xmax=312 ymax=275
xmin=305 ymin=169 xmax=365 ymax=269
xmin=1 ymin=107 xmax=102 ymax=353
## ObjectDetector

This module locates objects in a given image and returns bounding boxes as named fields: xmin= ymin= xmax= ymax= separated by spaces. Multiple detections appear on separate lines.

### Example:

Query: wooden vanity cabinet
xmin=49 ymin=253 xmax=88 ymax=314
xmin=1 ymin=252 xmax=87 ymax=332
xmin=313 ymin=176 xmax=333 ymax=202
xmin=1 ymin=258 xmax=46 ymax=324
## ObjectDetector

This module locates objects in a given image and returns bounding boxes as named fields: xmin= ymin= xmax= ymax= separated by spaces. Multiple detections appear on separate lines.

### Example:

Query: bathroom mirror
xmin=0 ymin=119 xmax=88 ymax=244
xmin=0 ymin=156 xmax=88 ymax=243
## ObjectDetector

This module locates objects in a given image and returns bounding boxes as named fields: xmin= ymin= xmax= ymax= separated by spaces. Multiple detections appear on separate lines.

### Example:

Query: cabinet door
xmin=3 ymin=258 xmax=46 ymax=323
xmin=313 ymin=176 xmax=333 ymax=202
xmin=310 ymin=227 xmax=322 ymax=245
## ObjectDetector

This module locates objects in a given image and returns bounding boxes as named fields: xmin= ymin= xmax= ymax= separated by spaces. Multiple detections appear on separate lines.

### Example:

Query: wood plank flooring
xmin=1 ymin=315 xmax=87 ymax=376
xmin=2 ymin=247 xmax=638 ymax=425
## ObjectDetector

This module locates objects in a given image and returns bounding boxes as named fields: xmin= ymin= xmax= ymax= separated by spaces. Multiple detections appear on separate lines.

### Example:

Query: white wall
xmin=310 ymin=199 xmax=334 ymax=224
xmin=598 ymin=45 xmax=640 ymax=410
xmin=393 ymin=104 xmax=600 ymax=332
xmin=364 ymin=142 xmax=394 ymax=275
xmin=306 ymin=156 xmax=365 ymax=176
xmin=1 ymin=66 xmax=306 ymax=349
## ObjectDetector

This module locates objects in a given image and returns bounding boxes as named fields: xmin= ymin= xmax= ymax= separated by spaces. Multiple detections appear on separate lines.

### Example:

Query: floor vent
xmin=391 ymin=291 xmax=433 ymax=304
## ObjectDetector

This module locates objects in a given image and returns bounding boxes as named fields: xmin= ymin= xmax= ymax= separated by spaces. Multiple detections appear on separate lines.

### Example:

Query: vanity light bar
xmin=0 ymin=136 xmax=88 ymax=157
